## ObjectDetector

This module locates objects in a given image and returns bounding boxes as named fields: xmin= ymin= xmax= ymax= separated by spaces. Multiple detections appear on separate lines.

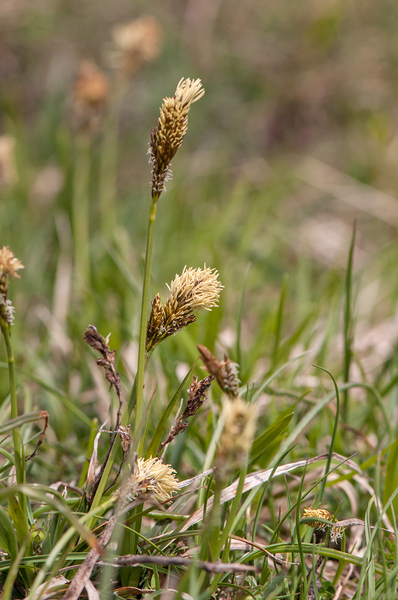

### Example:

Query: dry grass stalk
xmin=84 ymin=325 xmax=126 ymax=501
xmin=149 ymin=78 xmax=205 ymax=198
xmin=158 ymin=375 xmax=214 ymax=453
xmin=146 ymin=266 xmax=222 ymax=351
xmin=84 ymin=325 xmax=121 ymax=409
xmin=198 ymin=344 xmax=240 ymax=397
xmin=110 ymin=554 xmax=260 ymax=573
xmin=181 ymin=453 xmax=344 ymax=532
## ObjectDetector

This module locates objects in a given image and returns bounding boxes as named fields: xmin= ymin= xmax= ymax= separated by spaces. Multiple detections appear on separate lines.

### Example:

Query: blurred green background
xmin=1 ymin=0 xmax=398 ymax=484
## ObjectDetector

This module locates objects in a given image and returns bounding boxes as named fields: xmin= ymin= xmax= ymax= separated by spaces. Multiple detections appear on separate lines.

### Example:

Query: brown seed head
xmin=146 ymin=266 xmax=222 ymax=351
xmin=149 ymin=78 xmax=205 ymax=198
xmin=198 ymin=345 xmax=240 ymax=397
xmin=124 ymin=457 xmax=179 ymax=504
xmin=108 ymin=16 xmax=162 ymax=75
xmin=71 ymin=61 xmax=109 ymax=133
xmin=217 ymin=397 xmax=257 ymax=480
xmin=0 ymin=136 xmax=17 ymax=187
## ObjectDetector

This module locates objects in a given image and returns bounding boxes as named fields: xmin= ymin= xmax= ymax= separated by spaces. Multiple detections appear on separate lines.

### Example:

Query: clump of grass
xmin=1 ymin=73 xmax=398 ymax=600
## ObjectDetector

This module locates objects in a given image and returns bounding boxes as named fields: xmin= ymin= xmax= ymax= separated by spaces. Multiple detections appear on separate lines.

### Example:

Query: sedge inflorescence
xmin=149 ymin=78 xmax=205 ymax=198
xmin=302 ymin=507 xmax=345 ymax=544
xmin=146 ymin=265 xmax=223 ymax=351
xmin=217 ymin=397 xmax=257 ymax=481
xmin=198 ymin=344 xmax=240 ymax=398
xmin=124 ymin=457 xmax=179 ymax=504
xmin=108 ymin=16 xmax=162 ymax=76
xmin=0 ymin=246 xmax=24 ymax=326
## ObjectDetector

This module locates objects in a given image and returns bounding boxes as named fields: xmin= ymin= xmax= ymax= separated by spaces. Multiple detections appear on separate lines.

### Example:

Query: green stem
xmin=88 ymin=197 xmax=158 ymax=520
xmin=0 ymin=322 xmax=25 ymax=491
xmin=342 ymin=221 xmax=356 ymax=421
xmin=99 ymin=85 xmax=126 ymax=238
xmin=0 ymin=320 xmax=31 ymax=565
xmin=207 ymin=465 xmax=248 ymax=596
xmin=134 ymin=197 xmax=158 ymax=448
xmin=72 ymin=134 xmax=91 ymax=295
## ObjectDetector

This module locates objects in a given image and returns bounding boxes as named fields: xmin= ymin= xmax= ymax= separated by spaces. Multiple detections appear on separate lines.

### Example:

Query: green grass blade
xmin=0 ymin=507 xmax=18 ymax=561
xmin=145 ymin=358 xmax=198 ymax=458
xmin=383 ymin=435 xmax=398 ymax=521
xmin=342 ymin=221 xmax=356 ymax=421
xmin=313 ymin=365 xmax=340 ymax=505
xmin=250 ymin=411 xmax=293 ymax=464
xmin=236 ymin=261 xmax=251 ymax=374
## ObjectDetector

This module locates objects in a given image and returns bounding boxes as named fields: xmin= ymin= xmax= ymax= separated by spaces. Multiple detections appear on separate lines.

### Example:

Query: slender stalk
xmin=0 ymin=322 xmax=25 ymax=491
xmin=342 ymin=222 xmax=356 ymax=421
xmin=0 ymin=320 xmax=32 ymax=575
xmin=72 ymin=134 xmax=91 ymax=295
xmin=207 ymin=465 xmax=248 ymax=597
xmin=134 ymin=196 xmax=158 ymax=448
xmin=88 ymin=197 xmax=158 ymax=519
xmin=99 ymin=84 xmax=126 ymax=238
xmin=313 ymin=365 xmax=340 ymax=506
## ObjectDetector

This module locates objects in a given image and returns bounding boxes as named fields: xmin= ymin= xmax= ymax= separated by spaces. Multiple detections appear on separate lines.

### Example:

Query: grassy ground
xmin=1 ymin=1 xmax=398 ymax=598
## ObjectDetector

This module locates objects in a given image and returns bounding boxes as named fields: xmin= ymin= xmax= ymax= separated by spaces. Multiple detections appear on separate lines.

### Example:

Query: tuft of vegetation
xmin=1 ymin=4 xmax=398 ymax=598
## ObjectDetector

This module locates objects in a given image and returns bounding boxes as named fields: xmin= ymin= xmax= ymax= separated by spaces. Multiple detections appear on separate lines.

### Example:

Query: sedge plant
xmin=1 ymin=76 xmax=398 ymax=600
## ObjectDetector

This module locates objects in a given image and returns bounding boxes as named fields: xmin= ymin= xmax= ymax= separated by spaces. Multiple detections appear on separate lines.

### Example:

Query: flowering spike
xmin=149 ymin=78 xmax=205 ymax=198
xmin=146 ymin=266 xmax=222 ymax=351
xmin=198 ymin=345 xmax=240 ymax=397
xmin=123 ymin=457 xmax=178 ymax=504
xmin=217 ymin=397 xmax=257 ymax=481
xmin=0 ymin=247 xmax=24 ymax=326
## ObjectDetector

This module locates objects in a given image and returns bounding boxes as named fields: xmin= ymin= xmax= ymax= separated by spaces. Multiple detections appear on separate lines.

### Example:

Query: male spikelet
xmin=71 ymin=61 xmax=109 ymax=134
xmin=149 ymin=78 xmax=205 ymax=198
xmin=123 ymin=457 xmax=179 ymax=504
xmin=0 ymin=246 xmax=24 ymax=326
xmin=302 ymin=507 xmax=345 ymax=544
xmin=146 ymin=266 xmax=222 ymax=351
xmin=107 ymin=16 xmax=162 ymax=75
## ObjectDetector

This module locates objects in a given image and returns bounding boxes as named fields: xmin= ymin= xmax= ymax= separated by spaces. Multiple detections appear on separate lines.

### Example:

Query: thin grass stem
xmin=342 ymin=221 xmax=356 ymax=421
xmin=134 ymin=196 xmax=158 ymax=448
xmin=0 ymin=322 xmax=25 ymax=498
xmin=72 ymin=134 xmax=91 ymax=295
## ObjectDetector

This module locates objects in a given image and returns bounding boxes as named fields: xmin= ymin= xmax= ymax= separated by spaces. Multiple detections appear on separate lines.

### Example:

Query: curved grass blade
xmin=145 ymin=358 xmax=198 ymax=458
xmin=181 ymin=453 xmax=352 ymax=531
